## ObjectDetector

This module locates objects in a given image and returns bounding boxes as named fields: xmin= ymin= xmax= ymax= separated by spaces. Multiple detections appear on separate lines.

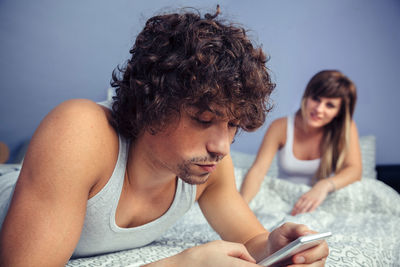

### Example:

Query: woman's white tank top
xmin=277 ymin=115 xmax=320 ymax=185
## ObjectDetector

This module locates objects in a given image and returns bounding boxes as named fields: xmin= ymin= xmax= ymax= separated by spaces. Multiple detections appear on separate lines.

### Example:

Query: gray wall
xmin=1 ymin=0 xmax=399 ymax=164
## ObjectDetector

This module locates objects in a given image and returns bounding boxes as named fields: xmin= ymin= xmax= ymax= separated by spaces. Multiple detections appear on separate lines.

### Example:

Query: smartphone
xmin=257 ymin=232 xmax=332 ymax=267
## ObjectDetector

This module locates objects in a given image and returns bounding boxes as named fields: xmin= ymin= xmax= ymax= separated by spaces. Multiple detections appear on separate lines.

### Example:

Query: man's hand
xmin=266 ymin=223 xmax=329 ymax=266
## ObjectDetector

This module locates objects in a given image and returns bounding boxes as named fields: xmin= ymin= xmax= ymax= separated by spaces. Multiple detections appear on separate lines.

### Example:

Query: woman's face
xmin=304 ymin=96 xmax=342 ymax=128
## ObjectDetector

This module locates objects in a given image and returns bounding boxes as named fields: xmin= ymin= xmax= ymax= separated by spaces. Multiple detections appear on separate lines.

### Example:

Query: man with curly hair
xmin=0 ymin=7 xmax=328 ymax=266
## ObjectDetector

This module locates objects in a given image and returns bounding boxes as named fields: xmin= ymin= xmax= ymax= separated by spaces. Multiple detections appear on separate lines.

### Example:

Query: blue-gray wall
xmin=1 ymin=0 xmax=399 ymax=164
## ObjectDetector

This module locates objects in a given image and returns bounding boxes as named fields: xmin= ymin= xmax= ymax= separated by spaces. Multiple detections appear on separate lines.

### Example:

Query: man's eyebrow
xmin=190 ymin=106 xmax=215 ymax=115
xmin=189 ymin=105 xmax=230 ymax=119
xmin=212 ymin=109 xmax=224 ymax=117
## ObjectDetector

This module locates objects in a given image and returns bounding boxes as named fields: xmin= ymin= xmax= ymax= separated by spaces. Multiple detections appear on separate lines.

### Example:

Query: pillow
xmin=231 ymin=135 xmax=377 ymax=180
xmin=230 ymin=150 xmax=278 ymax=177
xmin=230 ymin=150 xmax=256 ymax=170
xmin=359 ymin=135 xmax=377 ymax=179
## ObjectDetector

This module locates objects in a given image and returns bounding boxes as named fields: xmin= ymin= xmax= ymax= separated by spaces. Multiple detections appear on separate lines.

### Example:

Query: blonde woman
xmin=240 ymin=70 xmax=362 ymax=215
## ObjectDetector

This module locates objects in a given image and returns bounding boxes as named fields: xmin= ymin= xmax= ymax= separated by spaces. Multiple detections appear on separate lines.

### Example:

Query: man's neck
xmin=124 ymin=136 xmax=177 ymax=196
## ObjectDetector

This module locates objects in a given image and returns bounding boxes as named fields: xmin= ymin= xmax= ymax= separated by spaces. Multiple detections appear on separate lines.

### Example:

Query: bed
xmin=1 ymin=135 xmax=399 ymax=266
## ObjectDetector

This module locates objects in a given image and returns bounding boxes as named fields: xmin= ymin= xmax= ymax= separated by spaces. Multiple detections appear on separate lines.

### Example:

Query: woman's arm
xmin=240 ymin=118 xmax=285 ymax=203
xmin=326 ymin=120 xmax=362 ymax=189
xmin=0 ymin=99 xmax=117 ymax=266
xmin=291 ymin=121 xmax=362 ymax=215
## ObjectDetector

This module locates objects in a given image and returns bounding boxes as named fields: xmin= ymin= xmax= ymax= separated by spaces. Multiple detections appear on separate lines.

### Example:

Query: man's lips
xmin=196 ymin=164 xmax=217 ymax=173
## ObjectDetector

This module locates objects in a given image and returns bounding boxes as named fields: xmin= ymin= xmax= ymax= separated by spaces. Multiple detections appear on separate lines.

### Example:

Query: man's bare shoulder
xmin=20 ymin=99 xmax=119 ymax=190
xmin=43 ymin=98 xmax=116 ymax=141
xmin=49 ymin=99 xmax=110 ymax=124
xmin=1 ymin=100 xmax=120 ymax=265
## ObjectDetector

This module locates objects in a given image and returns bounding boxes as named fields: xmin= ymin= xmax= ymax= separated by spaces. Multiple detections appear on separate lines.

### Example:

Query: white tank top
xmin=277 ymin=115 xmax=320 ymax=185
xmin=72 ymin=101 xmax=197 ymax=257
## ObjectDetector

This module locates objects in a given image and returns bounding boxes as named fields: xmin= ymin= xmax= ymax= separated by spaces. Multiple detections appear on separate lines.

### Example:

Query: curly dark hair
xmin=111 ymin=6 xmax=275 ymax=140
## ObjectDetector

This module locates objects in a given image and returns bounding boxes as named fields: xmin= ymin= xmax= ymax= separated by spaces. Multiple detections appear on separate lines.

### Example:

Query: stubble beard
xmin=176 ymin=155 xmax=223 ymax=185
xmin=176 ymin=160 xmax=209 ymax=185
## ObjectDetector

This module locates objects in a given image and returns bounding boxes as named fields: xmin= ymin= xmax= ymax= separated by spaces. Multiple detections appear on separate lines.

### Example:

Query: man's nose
xmin=206 ymin=125 xmax=231 ymax=159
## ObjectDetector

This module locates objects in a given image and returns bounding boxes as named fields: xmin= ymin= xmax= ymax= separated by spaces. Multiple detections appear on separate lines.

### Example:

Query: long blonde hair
xmin=300 ymin=70 xmax=357 ymax=182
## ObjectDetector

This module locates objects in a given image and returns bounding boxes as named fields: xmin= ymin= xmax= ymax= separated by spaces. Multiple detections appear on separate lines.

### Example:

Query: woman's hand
xmin=144 ymin=240 xmax=259 ymax=267
xmin=291 ymin=180 xmax=333 ymax=216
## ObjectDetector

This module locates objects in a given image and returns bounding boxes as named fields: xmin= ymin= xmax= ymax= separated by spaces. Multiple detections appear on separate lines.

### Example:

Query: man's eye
xmin=193 ymin=117 xmax=212 ymax=125
xmin=228 ymin=122 xmax=239 ymax=128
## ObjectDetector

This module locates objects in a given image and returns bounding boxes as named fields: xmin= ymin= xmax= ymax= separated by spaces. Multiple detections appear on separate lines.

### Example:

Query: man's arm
xmin=197 ymin=155 xmax=270 ymax=262
xmin=198 ymin=155 xmax=329 ymax=265
xmin=144 ymin=240 xmax=260 ymax=267
xmin=0 ymin=99 xmax=117 ymax=266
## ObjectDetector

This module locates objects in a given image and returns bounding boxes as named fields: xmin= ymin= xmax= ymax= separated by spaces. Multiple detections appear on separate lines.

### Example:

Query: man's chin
xmin=179 ymin=173 xmax=210 ymax=185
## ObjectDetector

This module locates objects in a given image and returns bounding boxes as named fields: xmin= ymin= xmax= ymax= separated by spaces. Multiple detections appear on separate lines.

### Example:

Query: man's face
xmin=142 ymin=106 xmax=238 ymax=185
